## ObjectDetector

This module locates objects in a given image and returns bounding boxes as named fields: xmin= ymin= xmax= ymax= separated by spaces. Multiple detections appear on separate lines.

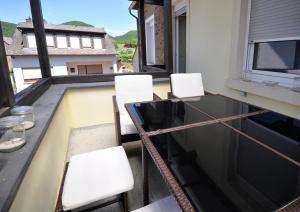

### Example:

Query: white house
xmin=6 ymin=22 xmax=117 ymax=92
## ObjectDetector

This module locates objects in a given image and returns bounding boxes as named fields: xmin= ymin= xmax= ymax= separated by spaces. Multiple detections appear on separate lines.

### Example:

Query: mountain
xmin=112 ymin=30 xmax=137 ymax=44
xmin=61 ymin=21 xmax=94 ymax=27
xmin=1 ymin=21 xmax=17 ymax=37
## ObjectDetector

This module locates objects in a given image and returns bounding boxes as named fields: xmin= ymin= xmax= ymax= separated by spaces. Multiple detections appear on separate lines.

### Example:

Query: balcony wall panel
xmin=9 ymin=81 xmax=170 ymax=212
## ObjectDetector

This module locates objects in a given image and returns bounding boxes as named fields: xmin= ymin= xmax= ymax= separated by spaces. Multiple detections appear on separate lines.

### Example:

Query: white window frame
xmin=56 ymin=35 xmax=68 ymax=49
xmin=173 ymin=0 xmax=190 ymax=73
xmin=69 ymin=36 xmax=80 ymax=49
xmin=27 ymin=33 xmax=37 ymax=48
xmin=93 ymin=37 xmax=103 ymax=49
xmin=82 ymin=37 xmax=92 ymax=48
xmin=244 ymin=0 xmax=300 ymax=88
xmin=46 ymin=34 xmax=55 ymax=47
xmin=145 ymin=14 xmax=156 ymax=65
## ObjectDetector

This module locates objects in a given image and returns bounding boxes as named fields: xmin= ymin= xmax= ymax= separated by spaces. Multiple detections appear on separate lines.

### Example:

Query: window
xmin=77 ymin=64 xmax=103 ymax=75
xmin=56 ymin=35 xmax=68 ymax=48
xmin=82 ymin=37 xmax=92 ymax=48
xmin=145 ymin=14 xmax=155 ymax=65
xmin=93 ymin=37 xmax=103 ymax=49
xmin=70 ymin=36 xmax=80 ymax=49
xmin=245 ymin=0 xmax=300 ymax=88
xmin=46 ymin=34 xmax=54 ymax=47
xmin=27 ymin=34 xmax=37 ymax=48
xmin=22 ymin=68 xmax=42 ymax=81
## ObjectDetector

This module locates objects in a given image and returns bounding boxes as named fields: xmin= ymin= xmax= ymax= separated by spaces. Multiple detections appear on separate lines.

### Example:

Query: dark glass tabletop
xmin=127 ymin=100 xmax=212 ymax=132
xmin=225 ymin=111 xmax=300 ymax=164
xmin=184 ymin=95 xmax=264 ymax=119
xmin=150 ymin=123 xmax=300 ymax=212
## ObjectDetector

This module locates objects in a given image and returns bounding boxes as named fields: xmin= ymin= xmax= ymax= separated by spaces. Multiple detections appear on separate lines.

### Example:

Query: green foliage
xmin=111 ymin=30 xmax=137 ymax=46
xmin=61 ymin=21 xmax=94 ymax=27
xmin=118 ymin=48 xmax=135 ymax=63
xmin=111 ymin=30 xmax=137 ymax=65
xmin=1 ymin=21 xmax=17 ymax=37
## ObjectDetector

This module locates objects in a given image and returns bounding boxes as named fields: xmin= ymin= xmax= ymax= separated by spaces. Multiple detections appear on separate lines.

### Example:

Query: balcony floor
xmin=56 ymin=123 xmax=169 ymax=212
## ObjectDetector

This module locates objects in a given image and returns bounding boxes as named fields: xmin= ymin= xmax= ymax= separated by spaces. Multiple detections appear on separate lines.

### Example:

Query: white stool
xmin=132 ymin=196 xmax=182 ymax=212
xmin=62 ymin=146 xmax=134 ymax=211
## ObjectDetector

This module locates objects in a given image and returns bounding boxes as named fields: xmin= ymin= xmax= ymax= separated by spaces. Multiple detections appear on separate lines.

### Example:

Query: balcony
xmin=1 ymin=0 xmax=300 ymax=211
xmin=0 ymin=80 xmax=171 ymax=212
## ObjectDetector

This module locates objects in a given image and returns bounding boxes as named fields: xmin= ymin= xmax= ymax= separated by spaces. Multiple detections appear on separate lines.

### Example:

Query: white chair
xmin=113 ymin=75 xmax=159 ymax=145
xmin=132 ymin=196 xmax=182 ymax=212
xmin=170 ymin=73 xmax=205 ymax=98
xmin=62 ymin=146 xmax=134 ymax=211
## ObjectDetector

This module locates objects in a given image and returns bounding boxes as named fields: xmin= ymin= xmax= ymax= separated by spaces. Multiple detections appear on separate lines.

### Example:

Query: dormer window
xmin=56 ymin=35 xmax=68 ymax=48
xmin=82 ymin=37 xmax=92 ymax=48
xmin=46 ymin=34 xmax=54 ymax=47
xmin=27 ymin=33 xmax=37 ymax=48
xmin=70 ymin=36 xmax=80 ymax=49
xmin=93 ymin=37 xmax=103 ymax=49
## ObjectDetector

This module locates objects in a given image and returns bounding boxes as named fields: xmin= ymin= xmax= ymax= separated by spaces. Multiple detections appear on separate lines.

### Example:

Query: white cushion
xmin=120 ymin=114 xmax=138 ymax=135
xmin=115 ymin=75 xmax=154 ymax=115
xmin=132 ymin=196 xmax=182 ymax=212
xmin=171 ymin=73 xmax=204 ymax=98
xmin=62 ymin=146 xmax=134 ymax=210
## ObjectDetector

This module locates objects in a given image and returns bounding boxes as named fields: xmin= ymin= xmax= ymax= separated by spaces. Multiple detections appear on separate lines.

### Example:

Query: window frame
xmin=56 ymin=35 xmax=68 ymax=49
xmin=0 ymin=0 xmax=171 ymax=115
xmin=69 ymin=35 xmax=81 ymax=49
xmin=244 ymin=0 xmax=300 ymax=88
xmin=46 ymin=34 xmax=55 ymax=47
xmin=81 ymin=36 xmax=92 ymax=48
xmin=27 ymin=33 xmax=37 ymax=48
xmin=145 ymin=14 xmax=156 ymax=65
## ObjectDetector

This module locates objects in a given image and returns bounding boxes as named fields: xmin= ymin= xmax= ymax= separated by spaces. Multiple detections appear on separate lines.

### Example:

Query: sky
xmin=0 ymin=0 xmax=137 ymax=36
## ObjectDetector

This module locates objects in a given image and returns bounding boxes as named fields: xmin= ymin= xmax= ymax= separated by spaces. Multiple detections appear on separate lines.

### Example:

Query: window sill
xmin=226 ymin=78 xmax=300 ymax=107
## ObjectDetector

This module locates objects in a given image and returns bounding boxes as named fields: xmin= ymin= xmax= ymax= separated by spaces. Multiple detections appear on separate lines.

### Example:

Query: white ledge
xmin=226 ymin=78 xmax=300 ymax=107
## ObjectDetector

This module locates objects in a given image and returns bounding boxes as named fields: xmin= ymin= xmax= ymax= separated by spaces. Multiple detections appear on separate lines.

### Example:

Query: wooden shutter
xmin=86 ymin=65 xmax=103 ymax=75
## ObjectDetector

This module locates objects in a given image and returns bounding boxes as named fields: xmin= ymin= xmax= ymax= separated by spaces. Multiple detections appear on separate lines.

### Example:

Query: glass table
xmin=126 ymin=95 xmax=300 ymax=212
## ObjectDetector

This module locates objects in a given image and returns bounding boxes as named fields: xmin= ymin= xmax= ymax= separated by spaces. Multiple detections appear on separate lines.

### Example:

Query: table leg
xmin=142 ymin=142 xmax=149 ymax=206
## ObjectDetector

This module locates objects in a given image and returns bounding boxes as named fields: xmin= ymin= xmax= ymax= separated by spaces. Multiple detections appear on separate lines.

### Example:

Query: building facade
xmin=132 ymin=0 xmax=300 ymax=119
xmin=6 ymin=22 xmax=117 ymax=92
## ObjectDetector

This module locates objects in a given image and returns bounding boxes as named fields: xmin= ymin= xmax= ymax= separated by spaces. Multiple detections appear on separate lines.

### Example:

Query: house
xmin=3 ymin=37 xmax=13 ymax=71
xmin=130 ymin=0 xmax=300 ymax=118
xmin=6 ymin=22 xmax=117 ymax=92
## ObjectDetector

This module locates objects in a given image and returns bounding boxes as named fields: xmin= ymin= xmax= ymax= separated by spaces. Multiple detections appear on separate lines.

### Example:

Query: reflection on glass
xmin=130 ymin=100 xmax=212 ymax=132
xmin=151 ymin=123 xmax=300 ymax=211
xmin=185 ymin=95 xmax=262 ymax=118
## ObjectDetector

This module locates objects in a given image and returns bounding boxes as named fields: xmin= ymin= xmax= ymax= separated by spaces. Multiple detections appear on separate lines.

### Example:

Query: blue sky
xmin=0 ymin=0 xmax=137 ymax=36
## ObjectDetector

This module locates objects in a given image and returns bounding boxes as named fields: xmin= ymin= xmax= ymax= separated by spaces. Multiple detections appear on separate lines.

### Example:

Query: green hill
xmin=113 ymin=30 xmax=137 ymax=44
xmin=61 ymin=21 xmax=94 ymax=27
xmin=1 ymin=21 xmax=17 ymax=37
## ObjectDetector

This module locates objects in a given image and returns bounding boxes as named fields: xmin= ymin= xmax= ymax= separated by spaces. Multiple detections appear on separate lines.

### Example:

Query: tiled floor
xmin=62 ymin=123 xmax=169 ymax=212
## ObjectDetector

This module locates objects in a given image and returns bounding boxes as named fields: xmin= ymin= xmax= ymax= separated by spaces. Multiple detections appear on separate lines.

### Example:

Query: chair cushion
xmin=115 ymin=75 xmax=154 ymax=115
xmin=62 ymin=146 xmax=134 ymax=210
xmin=132 ymin=196 xmax=182 ymax=212
xmin=171 ymin=73 xmax=204 ymax=98
xmin=120 ymin=114 xmax=138 ymax=135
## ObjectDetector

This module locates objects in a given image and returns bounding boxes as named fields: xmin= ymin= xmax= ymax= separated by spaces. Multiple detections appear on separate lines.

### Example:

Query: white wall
xmin=12 ymin=55 xmax=118 ymax=92
xmin=180 ymin=0 xmax=300 ymax=119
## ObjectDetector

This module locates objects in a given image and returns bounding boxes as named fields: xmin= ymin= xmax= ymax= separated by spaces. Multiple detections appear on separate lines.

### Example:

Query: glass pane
xmin=150 ymin=123 xmax=300 ymax=211
xmin=253 ymin=40 xmax=300 ymax=75
xmin=40 ymin=0 xmax=137 ymax=75
xmin=0 ymin=1 xmax=43 ymax=94
xmin=128 ymin=100 xmax=213 ymax=132
xmin=143 ymin=2 xmax=165 ymax=70
xmin=184 ymin=95 xmax=264 ymax=118
xmin=225 ymin=111 xmax=300 ymax=163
